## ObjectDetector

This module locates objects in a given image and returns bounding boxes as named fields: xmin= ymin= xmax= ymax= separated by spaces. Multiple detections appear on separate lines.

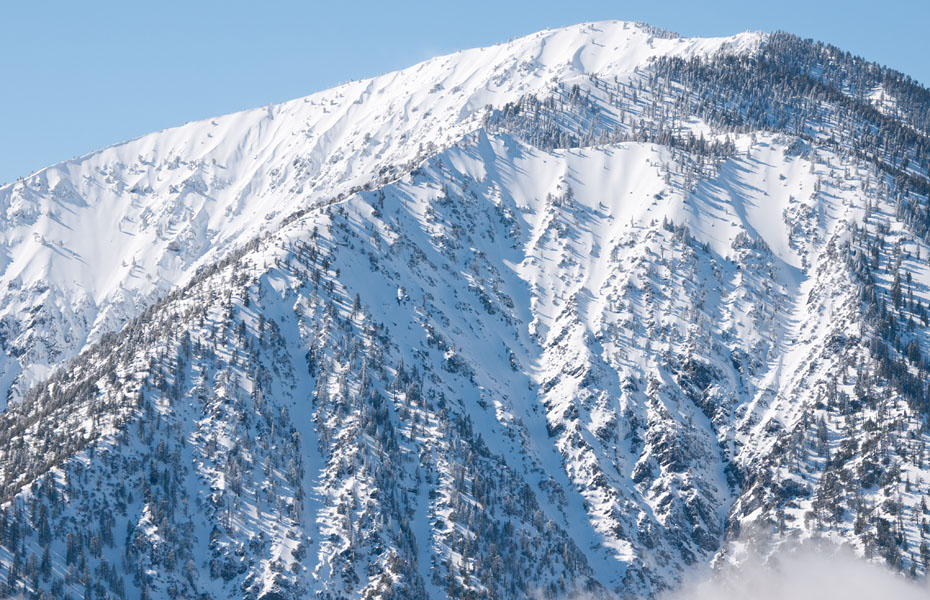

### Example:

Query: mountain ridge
xmin=3 ymin=19 xmax=930 ymax=600
xmin=0 ymin=20 xmax=763 ymax=407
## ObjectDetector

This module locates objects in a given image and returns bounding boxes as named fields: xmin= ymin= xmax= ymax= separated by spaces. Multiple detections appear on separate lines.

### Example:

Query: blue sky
xmin=1 ymin=0 xmax=926 ymax=184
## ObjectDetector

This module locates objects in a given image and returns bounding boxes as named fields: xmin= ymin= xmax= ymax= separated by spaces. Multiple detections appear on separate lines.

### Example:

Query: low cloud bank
xmin=665 ymin=543 xmax=928 ymax=600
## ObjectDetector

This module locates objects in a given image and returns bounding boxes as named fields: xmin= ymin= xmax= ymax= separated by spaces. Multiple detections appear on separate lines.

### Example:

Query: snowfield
xmin=0 ymin=21 xmax=760 ymax=407
xmin=1 ymin=19 xmax=930 ymax=600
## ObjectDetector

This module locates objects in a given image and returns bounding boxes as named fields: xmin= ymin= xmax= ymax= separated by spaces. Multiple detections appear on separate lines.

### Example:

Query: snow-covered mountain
xmin=0 ymin=21 xmax=758 ymax=407
xmin=3 ymin=19 xmax=930 ymax=600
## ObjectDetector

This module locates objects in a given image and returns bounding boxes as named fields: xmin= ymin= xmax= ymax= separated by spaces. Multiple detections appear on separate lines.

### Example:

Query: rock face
xmin=2 ymin=20 xmax=930 ymax=600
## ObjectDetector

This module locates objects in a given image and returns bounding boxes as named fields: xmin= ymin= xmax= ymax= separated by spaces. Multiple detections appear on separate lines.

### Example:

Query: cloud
xmin=665 ymin=541 xmax=929 ymax=600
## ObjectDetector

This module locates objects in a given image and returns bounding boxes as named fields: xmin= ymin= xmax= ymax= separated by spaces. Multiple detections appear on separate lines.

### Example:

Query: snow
xmin=0 ymin=20 xmax=762 ymax=405
xmin=2 ymin=17 xmax=930 ymax=600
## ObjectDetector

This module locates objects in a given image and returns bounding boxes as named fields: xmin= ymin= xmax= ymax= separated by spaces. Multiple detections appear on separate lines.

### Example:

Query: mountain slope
xmin=0 ymin=21 xmax=759 ymax=407
xmin=3 ymin=19 xmax=930 ymax=600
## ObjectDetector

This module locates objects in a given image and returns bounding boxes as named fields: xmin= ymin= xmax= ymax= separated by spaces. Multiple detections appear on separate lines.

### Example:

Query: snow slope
xmin=3 ymin=18 xmax=930 ymax=600
xmin=0 ymin=21 xmax=761 ymax=406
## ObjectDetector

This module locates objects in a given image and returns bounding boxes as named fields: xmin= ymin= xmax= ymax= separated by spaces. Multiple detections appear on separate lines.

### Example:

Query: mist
xmin=664 ymin=542 xmax=929 ymax=600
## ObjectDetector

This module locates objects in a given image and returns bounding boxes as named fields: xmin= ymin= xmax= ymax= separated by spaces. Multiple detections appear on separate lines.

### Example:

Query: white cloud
xmin=665 ymin=542 xmax=929 ymax=600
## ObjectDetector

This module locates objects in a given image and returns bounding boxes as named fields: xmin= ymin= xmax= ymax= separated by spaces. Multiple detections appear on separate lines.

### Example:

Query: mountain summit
xmin=0 ymin=21 xmax=760 ymax=406
xmin=2 ymin=20 xmax=930 ymax=599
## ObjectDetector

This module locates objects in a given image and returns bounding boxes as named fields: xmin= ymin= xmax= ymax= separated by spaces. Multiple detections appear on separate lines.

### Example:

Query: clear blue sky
xmin=1 ymin=0 xmax=927 ymax=184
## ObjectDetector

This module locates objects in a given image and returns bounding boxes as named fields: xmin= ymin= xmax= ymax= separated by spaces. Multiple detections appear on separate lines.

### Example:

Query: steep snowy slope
xmin=4 ymin=18 xmax=930 ymax=600
xmin=0 ymin=21 xmax=760 ymax=406
xmin=0 ymin=130 xmax=771 ymax=598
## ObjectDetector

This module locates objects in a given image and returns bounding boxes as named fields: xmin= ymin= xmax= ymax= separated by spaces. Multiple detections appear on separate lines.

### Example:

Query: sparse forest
xmin=0 ymin=21 xmax=930 ymax=600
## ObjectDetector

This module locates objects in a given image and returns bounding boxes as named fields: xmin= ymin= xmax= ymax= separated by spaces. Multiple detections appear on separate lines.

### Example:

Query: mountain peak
xmin=2 ymin=21 xmax=930 ymax=600
xmin=0 ymin=22 xmax=764 ymax=404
